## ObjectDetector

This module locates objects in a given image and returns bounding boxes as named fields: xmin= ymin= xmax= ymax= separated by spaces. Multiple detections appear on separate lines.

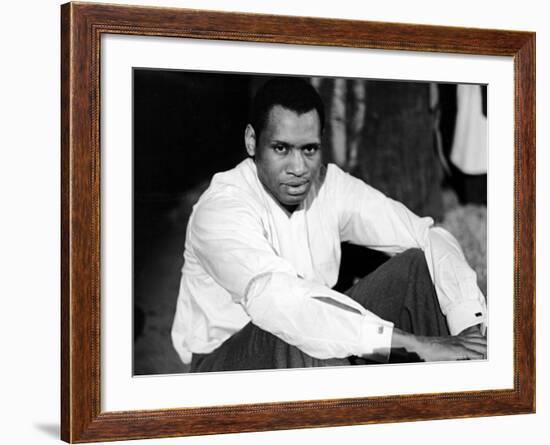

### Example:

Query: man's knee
xmin=382 ymin=248 xmax=428 ymax=282
xmin=398 ymin=248 xmax=424 ymax=262
xmin=390 ymin=248 xmax=425 ymax=268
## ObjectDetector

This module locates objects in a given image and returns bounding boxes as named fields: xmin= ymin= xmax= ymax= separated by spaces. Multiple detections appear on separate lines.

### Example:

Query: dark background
xmin=133 ymin=69 xmax=487 ymax=375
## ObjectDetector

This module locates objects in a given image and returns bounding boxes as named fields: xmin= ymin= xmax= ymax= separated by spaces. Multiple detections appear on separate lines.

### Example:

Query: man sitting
xmin=171 ymin=76 xmax=487 ymax=372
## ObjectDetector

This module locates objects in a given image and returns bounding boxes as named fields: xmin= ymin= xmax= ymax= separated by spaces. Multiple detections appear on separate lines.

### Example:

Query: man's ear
xmin=244 ymin=124 xmax=257 ymax=157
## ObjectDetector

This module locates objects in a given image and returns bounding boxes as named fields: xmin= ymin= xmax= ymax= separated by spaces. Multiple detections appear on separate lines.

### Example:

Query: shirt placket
xmin=289 ymin=209 xmax=315 ymax=281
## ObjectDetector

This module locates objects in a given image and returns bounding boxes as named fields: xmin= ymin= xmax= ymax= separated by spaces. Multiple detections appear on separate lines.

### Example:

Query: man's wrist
xmin=459 ymin=324 xmax=484 ymax=336
xmin=391 ymin=327 xmax=419 ymax=351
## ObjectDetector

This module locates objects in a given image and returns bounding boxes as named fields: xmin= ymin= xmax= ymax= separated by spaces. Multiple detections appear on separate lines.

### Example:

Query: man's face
xmin=245 ymin=105 xmax=322 ymax=211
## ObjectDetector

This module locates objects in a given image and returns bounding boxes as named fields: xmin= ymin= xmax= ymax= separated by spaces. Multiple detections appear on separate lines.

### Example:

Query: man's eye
xmin=273 ymin=145 xmax=288 ymax=154
xmin=303 ymin=145 xmax=320 ymax=155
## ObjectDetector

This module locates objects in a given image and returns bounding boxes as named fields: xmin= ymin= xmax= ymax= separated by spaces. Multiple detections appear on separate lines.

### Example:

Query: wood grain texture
xmin=513 ymin=33 xmax=536 ymax=411
xmin=60 ymin=4 xmax=71 ymax=441
xmin=60 ymin=2 xmax=536 ymax=442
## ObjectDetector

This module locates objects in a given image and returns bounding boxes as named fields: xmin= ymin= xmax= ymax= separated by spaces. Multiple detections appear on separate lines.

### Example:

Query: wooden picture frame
xmin=61 ymin=1 xmax=535 ymax=442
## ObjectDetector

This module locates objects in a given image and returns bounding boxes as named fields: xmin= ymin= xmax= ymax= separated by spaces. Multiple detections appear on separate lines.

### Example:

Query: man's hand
xmin=391 ymin=325 xmax=486 ymax=362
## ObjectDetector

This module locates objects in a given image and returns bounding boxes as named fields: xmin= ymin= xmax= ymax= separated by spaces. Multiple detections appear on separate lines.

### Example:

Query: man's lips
xmin=283 ymin=180 xmax=309 ymax=195
xmin=285 ymin=180 xmax=308 ymax=186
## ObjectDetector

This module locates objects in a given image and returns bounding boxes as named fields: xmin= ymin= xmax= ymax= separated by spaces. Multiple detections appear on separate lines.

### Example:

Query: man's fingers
xmin=460 ymin=333 xmax=485 ymax=341
xmin=457 ymin=343 xmax=487 ymax=359
xmin=454 ymin=345 xmax=485 ymax=360
xmin=461 ymin=332 xmax=484 ymax=339
xmin=460 ymin=339 xmax=487 ymax=353
xmin=460 ymin=337 xmax=487 ymax=347
xmin=464 ymin=343 xmax=487 ymax=356
xmin=417 ymin=334 xmax=487 ymax=362
xmin=464 ymin=333 xmax=486 ymax=340
xmin=457 ymin=353 xmax=484 ymax=360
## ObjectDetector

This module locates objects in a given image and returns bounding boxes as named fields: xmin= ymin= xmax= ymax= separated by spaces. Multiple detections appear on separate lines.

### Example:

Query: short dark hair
xmin=250 ymin=76 xmax=325 ymax=137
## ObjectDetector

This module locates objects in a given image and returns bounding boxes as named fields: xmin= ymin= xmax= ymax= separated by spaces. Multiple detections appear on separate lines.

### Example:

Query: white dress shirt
xmin=171 ymin=158 xmax=487 ymax=364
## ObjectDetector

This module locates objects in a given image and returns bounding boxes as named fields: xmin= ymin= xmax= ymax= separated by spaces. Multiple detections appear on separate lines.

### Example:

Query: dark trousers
xmin=190 ymin=248 xmax=449 ymax=372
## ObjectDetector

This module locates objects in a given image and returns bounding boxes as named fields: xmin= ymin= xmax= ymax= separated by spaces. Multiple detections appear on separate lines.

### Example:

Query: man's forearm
xmin=425 ymin=227 xmax=488 ymax=334
xmin=390 ymin=327 xmax=418 ymax=351
xmin=390 ymin=327 xmax=487 ymax=362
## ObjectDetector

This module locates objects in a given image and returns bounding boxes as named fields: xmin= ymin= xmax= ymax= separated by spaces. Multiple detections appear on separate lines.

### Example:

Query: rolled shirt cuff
xmin=445 ymin=299 xmax=487 ymax=335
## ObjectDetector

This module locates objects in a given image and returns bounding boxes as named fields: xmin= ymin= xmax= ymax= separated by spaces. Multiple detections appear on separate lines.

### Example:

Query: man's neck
xmin=282 ymin=203 xmax=299 ymax=215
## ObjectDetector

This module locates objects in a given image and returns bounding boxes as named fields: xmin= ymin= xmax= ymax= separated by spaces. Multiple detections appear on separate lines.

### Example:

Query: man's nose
xmin=287 ymin=150 xmax=307 ymax=176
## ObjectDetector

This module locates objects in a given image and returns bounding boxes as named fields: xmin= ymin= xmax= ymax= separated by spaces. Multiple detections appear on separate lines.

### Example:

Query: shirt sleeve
xmin=333 ymin=167 xmax=487 ymax=335
xmin=188 ymin=191 xmax=394 ymax=361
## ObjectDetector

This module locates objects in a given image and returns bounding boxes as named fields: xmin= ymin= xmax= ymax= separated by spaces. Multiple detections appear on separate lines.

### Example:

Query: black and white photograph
xmin=4 ymin=0 xmax=544 ymax=443
xmin=132 ymin=70 xmax=488 ymax=375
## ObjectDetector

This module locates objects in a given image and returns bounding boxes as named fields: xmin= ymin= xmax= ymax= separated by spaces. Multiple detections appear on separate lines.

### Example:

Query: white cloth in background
xmin=451 ymin=84 xmax=488 ymax=175
xmin=171 ymin=158 xmax=487 ymax=364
